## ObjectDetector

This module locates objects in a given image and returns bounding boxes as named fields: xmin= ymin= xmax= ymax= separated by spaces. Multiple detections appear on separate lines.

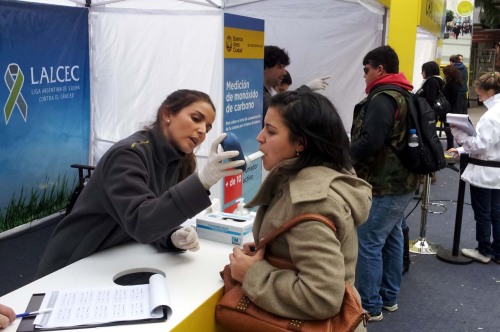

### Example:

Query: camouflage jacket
xmin=350 ymin=90 xmax=419 ymax=195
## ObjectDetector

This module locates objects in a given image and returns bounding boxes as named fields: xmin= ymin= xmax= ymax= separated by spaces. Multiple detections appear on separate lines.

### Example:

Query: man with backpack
xmin=350 ymin=45 xmax=420 ymax=322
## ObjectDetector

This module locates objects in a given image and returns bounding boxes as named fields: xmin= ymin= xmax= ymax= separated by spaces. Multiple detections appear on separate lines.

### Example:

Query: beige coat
xmin=243 ymin=163 xmax=372 ymax=322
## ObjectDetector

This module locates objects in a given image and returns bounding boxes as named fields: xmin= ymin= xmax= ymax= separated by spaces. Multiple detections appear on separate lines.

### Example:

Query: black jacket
xmin=442 ymin=80 xmax=462 ymax=115
xmin=37 ymin=126 xmax=211 ymax=277
xmin=417 ymin=76 xmax=444 ymax=108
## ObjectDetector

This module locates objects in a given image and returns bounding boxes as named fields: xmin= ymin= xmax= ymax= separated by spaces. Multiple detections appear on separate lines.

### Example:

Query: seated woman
xmin=37 ymin=89 xmax=244 ymax=277
xmin=228 ymin=91 xmax=372 ymax=327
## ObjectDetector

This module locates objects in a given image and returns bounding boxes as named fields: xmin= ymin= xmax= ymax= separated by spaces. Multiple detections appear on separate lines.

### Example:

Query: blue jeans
xmin=355 ymin=191 xmax=414 ymax=314
xmin=470 ymin=185 xmax=500 ymax=258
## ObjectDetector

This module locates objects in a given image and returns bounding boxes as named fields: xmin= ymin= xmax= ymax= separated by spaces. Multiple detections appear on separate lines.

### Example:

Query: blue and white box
xmin=196 ymin=212 xmax=254 ymax=246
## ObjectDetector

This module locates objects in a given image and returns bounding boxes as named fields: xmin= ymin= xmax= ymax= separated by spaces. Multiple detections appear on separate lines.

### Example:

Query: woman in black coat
xmin=416 ymin=61 xmax=445 ymax=115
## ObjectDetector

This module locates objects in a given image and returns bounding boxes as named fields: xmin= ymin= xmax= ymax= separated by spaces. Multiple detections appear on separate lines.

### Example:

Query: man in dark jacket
xmin=350 ymin=45 xmax=419 ymax=322
xmin=263 ymin=46 xmax=290 ymax=123
xmin=450 ymin=54 xmax=468 ymax=114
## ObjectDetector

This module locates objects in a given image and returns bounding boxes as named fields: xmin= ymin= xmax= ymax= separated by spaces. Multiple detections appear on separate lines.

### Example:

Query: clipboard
xmin=16 ymin=293 xmax=168 ymax=331
xmin=17 ymin=293 xmax=44 ymax=332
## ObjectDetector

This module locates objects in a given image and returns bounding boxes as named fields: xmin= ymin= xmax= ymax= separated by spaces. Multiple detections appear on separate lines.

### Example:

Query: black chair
xmin=66 ymin=164 xmax=95 ymax=215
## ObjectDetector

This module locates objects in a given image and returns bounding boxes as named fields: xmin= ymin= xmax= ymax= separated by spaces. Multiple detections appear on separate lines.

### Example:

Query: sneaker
xmin=383 ymin=303 xmax=398 ymax=312
xmin=492 ymin=256 xmax=500 ymax=264
xmin=461 ymin=248 xmax=491 ymax=263
xmin=368 ymin=312 xmax=383 ymax=322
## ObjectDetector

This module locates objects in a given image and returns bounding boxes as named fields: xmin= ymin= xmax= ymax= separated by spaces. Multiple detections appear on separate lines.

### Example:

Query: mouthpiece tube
xmin=245 ymin=151 xmax=265 ymax=164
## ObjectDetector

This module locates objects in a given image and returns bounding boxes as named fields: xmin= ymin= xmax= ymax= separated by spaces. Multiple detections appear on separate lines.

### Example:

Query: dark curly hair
xmin=264 ymin=45 xmax=290 ymax=69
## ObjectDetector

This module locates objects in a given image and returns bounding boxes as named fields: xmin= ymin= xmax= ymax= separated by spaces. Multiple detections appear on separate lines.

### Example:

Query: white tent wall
xmin=15 ymin=0 xmax=384 ymax=200
xmin=88 ymin=5 xmax=224 ymax=197
xmin=89 ymin=8 xmax=223 ymax=162
xmin=227 ymin=0 xmax=384 ymax=128
xmin=92 ymin=0 xmax=383 ymax=202
xmin=412 ymin=27 xmax=439 ymax=92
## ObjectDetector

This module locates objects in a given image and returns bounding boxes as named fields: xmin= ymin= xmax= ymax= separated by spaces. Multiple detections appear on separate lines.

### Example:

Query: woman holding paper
xmin=448 ymin=72 xmax=500 ymax=264
xmin=37 ymin=89 xmax=244 ymax=277
xmin=227 ymin=91 xmax=372 ymax=327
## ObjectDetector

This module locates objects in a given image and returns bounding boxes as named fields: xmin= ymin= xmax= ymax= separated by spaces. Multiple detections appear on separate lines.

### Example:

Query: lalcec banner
xmin=0 ymin=2 xmax=90 ymax=223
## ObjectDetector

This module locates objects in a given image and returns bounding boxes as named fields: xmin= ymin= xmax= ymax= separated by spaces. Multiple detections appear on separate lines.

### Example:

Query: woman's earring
xmin=296 ymin=151 xmax=300 ymax=156
xmin=167 ymin=119 xmax=170 ymax=124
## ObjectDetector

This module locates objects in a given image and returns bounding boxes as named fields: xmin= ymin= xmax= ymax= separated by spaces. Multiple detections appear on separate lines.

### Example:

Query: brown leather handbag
xmin=215 ymin=213 xmax=369 ymax=332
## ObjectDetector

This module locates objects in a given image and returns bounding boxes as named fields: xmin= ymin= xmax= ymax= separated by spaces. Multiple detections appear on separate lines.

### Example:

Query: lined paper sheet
xmin=33 ymin=274 xmax=170 ymax=329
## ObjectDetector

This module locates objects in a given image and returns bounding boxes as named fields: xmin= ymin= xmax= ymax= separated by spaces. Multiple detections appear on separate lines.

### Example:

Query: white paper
xmin=446 ymin=113 xmax=476 ymax=136
xmin=33 ymin=274 xmax=170 ymax=329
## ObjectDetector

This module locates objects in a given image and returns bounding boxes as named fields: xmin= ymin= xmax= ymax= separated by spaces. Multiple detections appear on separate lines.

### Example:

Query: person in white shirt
xmin=448 ymin=72 xmax=500 ymax=264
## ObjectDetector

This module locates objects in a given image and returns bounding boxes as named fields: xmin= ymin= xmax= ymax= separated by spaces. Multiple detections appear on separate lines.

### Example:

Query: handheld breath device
xmin=220 ymin=132 xmax=264 ymax=172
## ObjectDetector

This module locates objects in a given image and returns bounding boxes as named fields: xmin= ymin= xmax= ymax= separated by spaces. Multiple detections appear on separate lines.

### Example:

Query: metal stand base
xmin=410 ymin=174 xmax=441 ymax=255
xmin=436 ymin=248 xmax=473 ymax=265
xmin=409 ymin=239 xmax=441 ymax=255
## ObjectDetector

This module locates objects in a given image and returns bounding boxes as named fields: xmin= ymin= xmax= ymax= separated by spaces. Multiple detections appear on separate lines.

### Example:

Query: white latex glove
xmin=305 ymin=76 xmax=332 ymax=91
xmin=198 ymin=133 xmax=245 ymax=189
xmin=171 ymin=227 xmax=200 ymax=252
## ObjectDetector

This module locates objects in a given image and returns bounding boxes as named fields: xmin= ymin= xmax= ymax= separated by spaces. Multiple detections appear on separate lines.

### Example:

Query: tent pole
xmin=181 ymin=0 xmax=221 ymax=8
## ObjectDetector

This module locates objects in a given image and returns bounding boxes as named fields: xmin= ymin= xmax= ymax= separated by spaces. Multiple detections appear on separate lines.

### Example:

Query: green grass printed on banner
xmin=0 ymin=175 xmax=76 ymax=232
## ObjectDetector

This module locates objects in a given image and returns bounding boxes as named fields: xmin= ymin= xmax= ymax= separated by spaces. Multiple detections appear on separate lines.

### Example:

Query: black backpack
xmin=367 ymin=85 xmax=446 ymax=175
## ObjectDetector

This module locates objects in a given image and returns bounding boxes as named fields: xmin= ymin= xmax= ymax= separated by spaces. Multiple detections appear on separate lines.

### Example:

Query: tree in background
xmin=475 ymin=0 xmax=500 ymax=28
xmin=446 ymin=9 xmax=455 ymax=24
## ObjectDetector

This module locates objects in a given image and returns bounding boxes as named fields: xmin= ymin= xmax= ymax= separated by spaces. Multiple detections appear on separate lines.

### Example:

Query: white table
xmin=0 ymin=239 xmax=234 ymax=332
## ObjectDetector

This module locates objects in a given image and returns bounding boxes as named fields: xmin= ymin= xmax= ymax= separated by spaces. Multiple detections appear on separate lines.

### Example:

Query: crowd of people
xmin=2 ymin=45 xmax=499 ymax=330
xmin=448 ymin=19 xmax=471 ymax=40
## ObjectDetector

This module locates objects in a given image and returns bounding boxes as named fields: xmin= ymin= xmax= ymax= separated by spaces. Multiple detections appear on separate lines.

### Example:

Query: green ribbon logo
xmin=4 ymin=63 xmax=28 ymax=124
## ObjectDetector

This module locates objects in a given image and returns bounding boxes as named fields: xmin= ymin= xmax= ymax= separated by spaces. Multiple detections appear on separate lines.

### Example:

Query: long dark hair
xmin=442 ymin=65 xmax=462 ymax=85
xmin=152 ymin=89 xmax=216 ymax=180
xmin=269 ymin=90 xmax=352 ymax=175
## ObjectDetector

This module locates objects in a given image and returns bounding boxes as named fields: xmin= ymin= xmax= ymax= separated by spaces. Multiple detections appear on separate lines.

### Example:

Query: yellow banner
xmin=418 ymin=0 xmax=446 ymax=36
xmin=224 ymin=27 xmax=264 ymax=59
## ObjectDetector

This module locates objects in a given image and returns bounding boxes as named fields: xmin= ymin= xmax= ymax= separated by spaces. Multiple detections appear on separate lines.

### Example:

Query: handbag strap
xmin=430 ymin=76 xmax=445 ymax=92
xmin=255 ymin=213 xmax=337 ymax=251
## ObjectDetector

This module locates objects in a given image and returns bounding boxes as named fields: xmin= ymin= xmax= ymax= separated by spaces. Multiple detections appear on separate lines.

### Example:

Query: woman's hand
xmin=198 ymin=133 xmax=244 ymax=189
xmin=229 ymin=246 xmax=265 ymax=283
xmin=446 ymin=148 xmax=459 ymax=158
xmin=242 ymin=242 xmax=256 ymax=255
xmin=0 ymin=304 xmax=15 ymax=329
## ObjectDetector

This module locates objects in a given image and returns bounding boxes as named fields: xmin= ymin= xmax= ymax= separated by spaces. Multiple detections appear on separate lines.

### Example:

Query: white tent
xmin=20 ymin=0 xmax=384 ymax=198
